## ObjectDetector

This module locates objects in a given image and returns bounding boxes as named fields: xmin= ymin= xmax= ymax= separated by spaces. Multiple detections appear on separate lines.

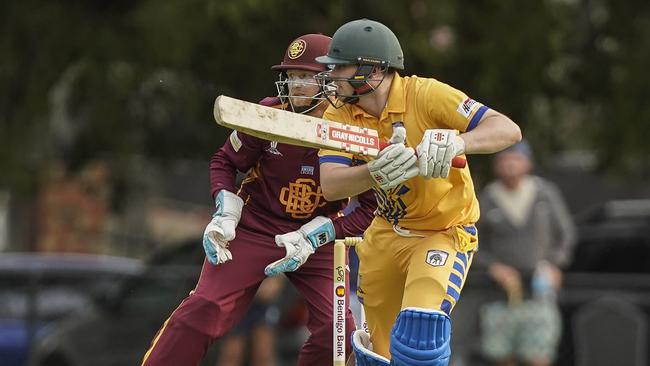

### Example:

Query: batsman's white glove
xmin=352 ymin=329 xmax=390 ymax=365
xmin=368 ymin=124 xmax=419 ymax=189
xmin=416 ymin=129 xmax=465 ymax=179
xmin=264 ymin=216 xmax=335 ymax=276
xmin=202 ymin=190 xmax=244 ymax=266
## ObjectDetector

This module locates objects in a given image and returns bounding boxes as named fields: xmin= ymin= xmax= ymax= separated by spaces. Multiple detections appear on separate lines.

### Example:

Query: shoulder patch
xmin=229 ymin=131 xmax=242 ymax=152
xmin=456 ymin=97 xmax=480 ymax=119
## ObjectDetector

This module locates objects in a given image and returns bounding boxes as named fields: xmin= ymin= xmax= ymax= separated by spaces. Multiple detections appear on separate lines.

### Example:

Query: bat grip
xmin=377 ymin=141 xmax=467 ymax=168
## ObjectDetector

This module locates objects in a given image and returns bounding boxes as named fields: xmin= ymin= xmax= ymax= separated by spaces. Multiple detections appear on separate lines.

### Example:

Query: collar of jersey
xmin=350 ymin=73 xmax=406 ymax=118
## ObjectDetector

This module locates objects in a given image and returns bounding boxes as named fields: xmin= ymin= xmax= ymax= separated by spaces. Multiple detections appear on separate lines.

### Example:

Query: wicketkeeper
xmin=141 ymin=33 xmax=376 ymax=366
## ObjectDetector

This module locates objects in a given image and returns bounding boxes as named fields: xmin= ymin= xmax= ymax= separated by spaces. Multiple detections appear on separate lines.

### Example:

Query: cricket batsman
xmin=310 ymin=19 xmax=522 ymax=365
xmin=141 ymin=33 xmax=375 ymax=366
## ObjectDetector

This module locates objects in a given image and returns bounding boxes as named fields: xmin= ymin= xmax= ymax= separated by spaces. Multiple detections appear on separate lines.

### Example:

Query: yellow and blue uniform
xmin=319 ymin=74 xmax=486 ymax=359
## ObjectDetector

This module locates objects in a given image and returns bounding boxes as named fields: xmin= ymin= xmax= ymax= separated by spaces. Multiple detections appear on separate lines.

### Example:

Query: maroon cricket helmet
xmin=272 ymin=34 xmax=332 ymax=73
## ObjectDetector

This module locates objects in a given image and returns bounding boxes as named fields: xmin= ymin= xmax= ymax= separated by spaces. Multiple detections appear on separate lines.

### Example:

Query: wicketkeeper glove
xmin=202 ymin=190 xmax=244 ymax=266
xmin=264 ymin=216 xmax=335 ymax=276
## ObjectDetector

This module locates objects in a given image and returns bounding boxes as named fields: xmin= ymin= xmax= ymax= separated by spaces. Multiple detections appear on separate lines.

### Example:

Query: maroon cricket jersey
xmin=210 ymin=99 xmax=376 ymax=238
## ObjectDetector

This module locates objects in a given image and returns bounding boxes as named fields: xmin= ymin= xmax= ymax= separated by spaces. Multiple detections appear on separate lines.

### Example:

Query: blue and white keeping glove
xmin=264 ymin=216 xmax=335 ymax=276
xmin=202 ymin=190 xmax=244 ymax=266
xmin=416 ymin=129 xmax=465 ymax=179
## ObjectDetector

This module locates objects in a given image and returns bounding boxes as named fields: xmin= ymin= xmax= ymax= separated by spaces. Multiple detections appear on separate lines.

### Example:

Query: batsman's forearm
xmin=320 ymin=163 xmax=375 ymax=201
xmin=461 ymin=111 xmax=521 ymax=154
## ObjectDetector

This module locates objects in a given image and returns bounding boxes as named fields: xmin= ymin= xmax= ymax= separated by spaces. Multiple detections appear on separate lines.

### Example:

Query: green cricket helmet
xmin=316 ymin=19 xmax=404 ymax=70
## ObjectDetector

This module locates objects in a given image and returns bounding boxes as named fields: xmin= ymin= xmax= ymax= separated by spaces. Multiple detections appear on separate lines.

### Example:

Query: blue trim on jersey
xmin=450 ymin=273 xmax=463 ymax=288
xmin=441 ymin=299 xmax=452 ymax=315
xmin=456 ymin=252 xmax=468 ymax=269
xmin=446 ymin=285 xmax=460 ymax=302
xmin=463 ymin=225 xmax=477 ymax=236
xmin=453 ymin=262 xmax=465 ymax=278
xmin=319 ymin=155 xmax=353 ymax=166
xmin=467 ymin=105 xmax=489 ymax=131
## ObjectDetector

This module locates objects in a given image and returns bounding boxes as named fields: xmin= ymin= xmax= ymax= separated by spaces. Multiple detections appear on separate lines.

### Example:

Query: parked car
xmin=27 ymin=241 xmax=306 ymax=366
xmin=0 ymin=253 xmax=143 ymax=366
xmin=26 ymin=242 xmax=205 ymax=366
xmin=569 ymin=198 xmax=650 ymax=273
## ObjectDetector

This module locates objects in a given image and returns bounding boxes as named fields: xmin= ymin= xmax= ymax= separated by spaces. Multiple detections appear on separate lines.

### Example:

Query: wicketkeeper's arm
xmin=210 ymin=131 xmax=265 ymax=197
xmin=331 ymin=189 xmax=377 ymax=239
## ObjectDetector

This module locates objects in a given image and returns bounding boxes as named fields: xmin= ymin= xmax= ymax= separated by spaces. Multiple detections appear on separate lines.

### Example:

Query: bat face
xmin=213 ymin=95 xmax=466 ymax=168
xmin=213 ymin=95 xmax=384 ymax=157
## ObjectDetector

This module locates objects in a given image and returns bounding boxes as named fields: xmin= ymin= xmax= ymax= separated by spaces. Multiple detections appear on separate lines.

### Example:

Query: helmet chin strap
xmin=341 ymin=64 xmax=385 ymax=105
xmin=343 ymin=82 xmax=375 ymax=105
xmin=314 ymin=64 xmax=387 ymax=108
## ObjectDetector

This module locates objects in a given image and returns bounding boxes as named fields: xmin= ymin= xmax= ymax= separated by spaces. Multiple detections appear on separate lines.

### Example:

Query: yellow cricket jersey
xmin=319 ymin=74 xmax=487 ymax=231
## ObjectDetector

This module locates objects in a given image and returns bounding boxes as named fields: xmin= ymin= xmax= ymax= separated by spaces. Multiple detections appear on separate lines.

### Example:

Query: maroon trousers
xmin=141 ymin=226 xmax=355 ymax=366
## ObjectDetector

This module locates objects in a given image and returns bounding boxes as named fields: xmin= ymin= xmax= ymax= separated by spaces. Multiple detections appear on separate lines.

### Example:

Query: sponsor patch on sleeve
xmin=229 ymin=131 xmax=242 ymax=152
xmin=456 ymin=97 xmax=481 ymax=119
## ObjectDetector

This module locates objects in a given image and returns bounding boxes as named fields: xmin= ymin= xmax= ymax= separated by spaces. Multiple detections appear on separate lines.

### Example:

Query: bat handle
xmin=377 ymin=141 xmax=467 ymax=169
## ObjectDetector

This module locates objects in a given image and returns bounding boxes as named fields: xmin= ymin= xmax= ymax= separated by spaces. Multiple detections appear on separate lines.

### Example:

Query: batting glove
xmin=416 ymin=129 xmax=465 ymax=179
xmin=368 ymin=123 xmax=418 ymax=190
xmin=352 ymin=329 xmax=390 ymax=365
xmin=202 ymin=190 xmax=244 ymax=266
xmin=264 ymin=216 xmax=335 ymax=276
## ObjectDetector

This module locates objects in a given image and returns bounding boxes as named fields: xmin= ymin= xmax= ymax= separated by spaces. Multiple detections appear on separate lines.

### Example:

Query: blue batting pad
xmin=389 ymin=308 xmax=452 ymax=366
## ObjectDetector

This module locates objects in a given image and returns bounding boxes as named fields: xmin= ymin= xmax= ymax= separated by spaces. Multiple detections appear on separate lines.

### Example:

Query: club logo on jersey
xmin=300 ymin=165 xmax=315 ymax=175
xmin=426 ymin=250 xmax=449 ymax=267
xmin=456 ymin=97 xmax=480 ymax=119
xmin=265 ymin=141 xmax=282 ymax=156
xmin=279 ymin=178 xmax=326 ymax=219
xmin=288 ymin=39 xmax=307 ymax=59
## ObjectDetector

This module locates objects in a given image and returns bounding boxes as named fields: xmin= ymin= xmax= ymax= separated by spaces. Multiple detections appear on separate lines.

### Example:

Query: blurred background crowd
xmin=1 ymin=1 xmax=649 ymax=366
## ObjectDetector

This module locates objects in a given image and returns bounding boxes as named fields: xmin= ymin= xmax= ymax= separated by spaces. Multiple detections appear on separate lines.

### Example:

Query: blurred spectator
xmin=78 ymin=160 xmax=111 ymax=250
xmin=35 ymin=160 xmax=111 ymax=253
xmin=217 ymin=276 xmax=284 ymax=366
xmin=476 ymin=140 xmax=576 ymax=366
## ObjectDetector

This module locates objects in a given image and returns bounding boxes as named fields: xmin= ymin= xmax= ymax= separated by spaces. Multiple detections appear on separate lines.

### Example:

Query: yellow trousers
xmin=356 ymin=218 xmax=478 ymax=358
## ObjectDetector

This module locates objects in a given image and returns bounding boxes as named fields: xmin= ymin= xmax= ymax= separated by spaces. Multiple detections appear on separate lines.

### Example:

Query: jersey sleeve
xmin=209 ymin=131 xmax=264 ymax=198
xmin=318 ymin=149 xmax=354 ymax=166
xmin=318 ymin=105 xmax=356 ymax=166
xmin=422 ymin=79 xmax=490 ymax=132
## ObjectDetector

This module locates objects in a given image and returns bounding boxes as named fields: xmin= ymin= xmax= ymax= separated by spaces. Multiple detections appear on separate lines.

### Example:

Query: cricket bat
xmin=213 ymin=95 xmax=466 ymax=168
